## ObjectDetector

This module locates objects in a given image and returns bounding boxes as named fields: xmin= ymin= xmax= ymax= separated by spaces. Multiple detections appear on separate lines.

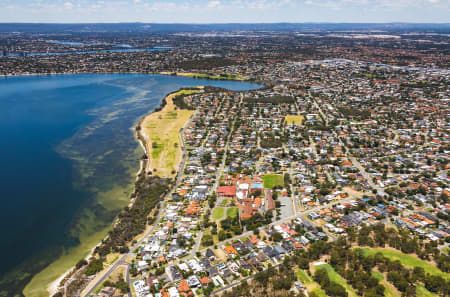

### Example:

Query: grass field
xmin=220 ymin=199 xmax=229 ymax=206
xmin=263 ymin=174 xmax=284 ymax=189
xmin=416 ymin=284 xmax=439 ymax=297
xmin=358 ymin=247 xmax=449 ymax=280
xmin=175 ymin=72 xmax=246 ymax=81
xmin=226 ymin=207 xmax=238 ymax=218
xmin=141 ymin=89 xmax=197 ymax=177
xmin=316 ymin=264 xmax=358 ymax=297
xmin=285 ymin=115 xmax=305 ymax=125
xmin=212 ymin=207 xmax=225 ymax=220
xmin=371 ymin=270 xmax=400 ymax=297
xmin=372 ymin=270 xmax=437 ymax=297
xmin=296 ymin=269 xmax=327 ymax=297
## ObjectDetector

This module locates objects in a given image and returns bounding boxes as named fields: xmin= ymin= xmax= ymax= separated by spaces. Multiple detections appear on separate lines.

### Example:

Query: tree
xmin=201 ymin=234 xmax=214 ymax=246
xmin=85 ymin=258 xmax=104 ymax=276
xmin=218 ymin=230 xmax=227 ymax=241
xmin=272 ymin=231 xmax=283 ymax=242
xmin=76 ymin=259 xmax=88 ymax=269
xmin=412 ymin=266 xmax=425 ymax=282
xmin=115 ymin=278 xmax=129 ymax=293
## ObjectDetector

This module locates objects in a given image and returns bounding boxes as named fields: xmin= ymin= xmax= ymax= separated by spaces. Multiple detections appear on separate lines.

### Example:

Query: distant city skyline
xmin=1 ymin=0 xmax=449 ymax=23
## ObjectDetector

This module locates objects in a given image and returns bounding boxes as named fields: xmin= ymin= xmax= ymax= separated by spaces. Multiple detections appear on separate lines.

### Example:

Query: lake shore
xmin=44 ymin=87 xmax=199 ymax=297
xmin=14 ymin=75 xmax=261 ymax=297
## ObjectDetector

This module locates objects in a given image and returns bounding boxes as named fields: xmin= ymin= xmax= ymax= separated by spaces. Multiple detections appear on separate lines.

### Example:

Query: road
xmin=349 ymin=156 xmax=386 ymax=196
xmin=207 ymin=196 xmax=362 ymax=295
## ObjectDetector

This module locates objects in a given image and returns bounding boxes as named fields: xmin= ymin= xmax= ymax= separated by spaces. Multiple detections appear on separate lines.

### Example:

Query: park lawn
xmin=285 ymin=115 xmax=305 ymax=125
xmin=220 ymin=199 xmax=229 ymax=206
xmin=176 ymin=72 xmax=246 ymax=81
xmin=317 ymin=264 xmax=358 ymax=297
xmin=296 ymin=269 xmax=313 ymax=284
xmin=416 ymin=284 xmax=439 ymax=297
xmin=371 ymin=270 xmax=400 ymax=297
xmin=212 ymin=207 xmax=225 ymax=220
xmin=226 ymin=207 xmax=238 ymax=218
xmin=176 ymin=89 xmax=202 ymax=96
xmin=358 ymin=247 xmax=449 ymax=280
xmin=296 ymin=269 xmax=327 ymax=297
xmin=263 ymin=174 xmax=284 ymax=189
xmin=141 ymin=89 xmax=195 ymax=177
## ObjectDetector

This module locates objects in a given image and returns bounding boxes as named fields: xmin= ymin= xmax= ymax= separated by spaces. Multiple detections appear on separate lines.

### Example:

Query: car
xmin=294 ymin=281 xmax=304 ymax=289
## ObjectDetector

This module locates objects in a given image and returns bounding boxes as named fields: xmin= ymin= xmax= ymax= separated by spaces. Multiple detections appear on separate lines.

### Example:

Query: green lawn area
xmin=181 ymin=73 xmax=246 ymax=80
xmin=371 ymin=270 xmax=399 ymax=297
xmin=177 ymin=89 xmax=201 ymax=96
xmin=220 ymin=199 xmax=228 ymax=206
xmin=212 ymin=207 xmax=225 ymax=220
xmin=316 ymin=264 xmax=358 ymax=297
xmin=296 ymin=269 xmax=327 ymax=297
xmin=226 ymin=207 xmax=238 ymax=218
xmin=263 ymin=174 xmax=284 ymax=189
xmin=416 ymin=284 xmax=439 ymax=297
xmin=151 ymin=136 xmax=164 ymax=159
xmin=297 ymin=269 xmax=313 ymax=284
xmin=358 ymin=248 xmax=449 ymax=280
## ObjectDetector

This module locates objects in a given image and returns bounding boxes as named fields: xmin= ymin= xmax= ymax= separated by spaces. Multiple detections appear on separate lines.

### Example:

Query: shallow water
xmin=0 ymin=73 xmax=261 ymax=296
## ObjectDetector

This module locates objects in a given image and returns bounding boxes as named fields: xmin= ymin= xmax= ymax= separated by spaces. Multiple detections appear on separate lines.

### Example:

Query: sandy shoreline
xmin=31 ymin=75 xmax=258 ymax=297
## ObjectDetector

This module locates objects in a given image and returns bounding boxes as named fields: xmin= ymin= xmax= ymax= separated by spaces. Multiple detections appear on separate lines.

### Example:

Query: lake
xmin=0 ymin=74 xmax=261 ymax=296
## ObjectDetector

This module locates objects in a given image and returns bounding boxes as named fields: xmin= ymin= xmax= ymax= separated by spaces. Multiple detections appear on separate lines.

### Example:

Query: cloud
xmin=299 ymin=0 xmax=446 ymax=9
xmin=207 ymin=0 xmax=222 ymax=8
xmin=63 ymin=1 xmax=74 ymax=9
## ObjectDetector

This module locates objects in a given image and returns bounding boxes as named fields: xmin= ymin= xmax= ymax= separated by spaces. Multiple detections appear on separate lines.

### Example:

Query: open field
xmin=263 ymin=174 xmax=284 ymax=189
xmin=416 ymin=284 xmax=439 ymax=297
xmin=174 ymin=72 xmax=247 ymax=81
xmin=358 ymin=247 xmax=449 ymax=279
xmin=316 ymin=264 xmax=358 ymax=297
xmin=296 ymin=269 xmax=327 ymax=297
xmin=285 ymin=115 xmax=305 ymax=125
xmin=141 ymin=89 xmax=197 ymax=177
xmin=212 ymin=207 xmax=225 ymax=220
xmin=371 ymin=270 xmax=400 ymax=297
xmin=226 ymin=207 xmax=238 ymax=218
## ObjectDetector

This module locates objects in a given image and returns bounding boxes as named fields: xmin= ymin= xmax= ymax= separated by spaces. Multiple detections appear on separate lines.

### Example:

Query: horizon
xmin=1 ymin=0 xmax=449 ymax=23
xmin=1 ymin=21 xmax=450 ymax=24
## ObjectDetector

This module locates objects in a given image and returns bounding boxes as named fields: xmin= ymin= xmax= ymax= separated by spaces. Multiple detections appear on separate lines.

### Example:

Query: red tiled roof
xmin=218 ymin=186 xmax=236 ymax=196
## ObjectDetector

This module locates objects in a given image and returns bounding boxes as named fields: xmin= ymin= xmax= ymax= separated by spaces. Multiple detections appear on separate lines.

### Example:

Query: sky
xmin=1 ymin=0 xmax=449 ymax=23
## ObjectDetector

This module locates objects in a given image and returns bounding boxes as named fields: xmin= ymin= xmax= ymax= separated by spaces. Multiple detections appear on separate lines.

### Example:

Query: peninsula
xmin=139 ymin=88 xmax=201 ymax=177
